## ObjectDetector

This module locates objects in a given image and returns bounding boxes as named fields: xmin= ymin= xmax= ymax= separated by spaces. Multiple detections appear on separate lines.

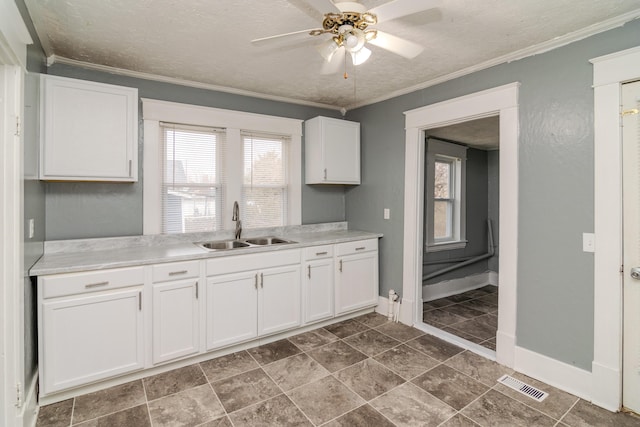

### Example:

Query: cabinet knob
xmin=324 ymin=168 xmax=327 ymax=180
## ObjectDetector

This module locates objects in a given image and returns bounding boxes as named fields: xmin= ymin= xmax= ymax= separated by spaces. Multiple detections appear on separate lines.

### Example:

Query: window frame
xmin=425 ymin=139 xmax=467 ymax=252
xmin=142 ymin=98 xmax=302 ymax=235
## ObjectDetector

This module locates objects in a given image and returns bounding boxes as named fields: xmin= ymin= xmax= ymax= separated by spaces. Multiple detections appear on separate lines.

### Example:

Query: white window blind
xmin=242 ymin=132 xmax=289 ymax=229
xmin=161 ymin=123 xmax=226 ymax=233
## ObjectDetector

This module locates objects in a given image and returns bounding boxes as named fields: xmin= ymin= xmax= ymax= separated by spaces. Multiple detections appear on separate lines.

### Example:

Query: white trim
xmin=18 ymin=370 xmax=38 ymax=427
xmin=48 ymin=56 xmax=341 ymax=112
xmin=514 ymin=345 xmax=593 ymax=403
xmin=0 ymin=0 xmax=32 ymax=69
xmin=402 ymin=83 xmax=519 ymax=369
xmin=422 ymin=272 xmax=497 ymax=302
xmin=590 ymin=45 xmax=640 ymax=412
xmin=141 ymin=98 xmax=302 ymax=235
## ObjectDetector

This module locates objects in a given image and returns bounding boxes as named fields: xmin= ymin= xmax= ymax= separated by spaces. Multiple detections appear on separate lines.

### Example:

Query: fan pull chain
xmin=343 ymin=50 xmax=348 ymax=79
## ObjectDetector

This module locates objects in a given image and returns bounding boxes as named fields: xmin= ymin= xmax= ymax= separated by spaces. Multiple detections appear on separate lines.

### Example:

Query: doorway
xmin=421 ymin=116 xmax=500 ymax=353
xmin=402 ymin=83 xmax=518 ymax=367
xmin=622 ymin=79 xmax=640 ymax=415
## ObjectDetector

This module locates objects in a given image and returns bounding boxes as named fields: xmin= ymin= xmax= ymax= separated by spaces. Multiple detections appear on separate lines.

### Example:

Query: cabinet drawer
xmin=336 ymin=239 xmax=377 ymax=256
xmin=303 ymin=245 xmax=334 ymax=260
xmin=152 ymin=260 xmax=200 ymax=283
xmin=207 ymin=249 xmax=301 ymax=276
xmin=41 ymin=266 xmax=145 ymax=299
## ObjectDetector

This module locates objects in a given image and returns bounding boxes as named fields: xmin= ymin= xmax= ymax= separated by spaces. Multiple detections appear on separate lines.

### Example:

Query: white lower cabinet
xmin=335 ymin=239 xmax=379 ymax=315
xmin=303 ymin=245 xmax=334 ymax=324
xmin=205 ymin=249 xmax=301 ymax=351
xmin=40 ymin=286 xmax=144 ymax=394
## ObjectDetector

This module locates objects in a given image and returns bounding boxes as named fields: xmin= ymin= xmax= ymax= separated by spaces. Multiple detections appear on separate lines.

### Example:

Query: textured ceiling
xmin=428 ymin=116 xmax=500 ymax=150
xmin=24 ymin=0 xmax=640 ymax=110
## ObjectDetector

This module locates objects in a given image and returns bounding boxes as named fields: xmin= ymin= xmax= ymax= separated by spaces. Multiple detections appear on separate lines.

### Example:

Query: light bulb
xmin=350 ymin=46 xmax=371 ymax=66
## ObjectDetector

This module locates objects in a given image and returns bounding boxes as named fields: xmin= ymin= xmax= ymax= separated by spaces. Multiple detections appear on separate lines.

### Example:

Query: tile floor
xmin=36 ymin=312 xmax=640 ymax=427
xmin=423 ymin=285 xmax=499 ymax=350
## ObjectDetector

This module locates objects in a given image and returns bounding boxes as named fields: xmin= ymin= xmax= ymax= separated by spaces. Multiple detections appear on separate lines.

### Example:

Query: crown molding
xmin=345 ymin=9 xmax=640 ymax=110
xmin=46 ymin=55 xmax=343 ymax=112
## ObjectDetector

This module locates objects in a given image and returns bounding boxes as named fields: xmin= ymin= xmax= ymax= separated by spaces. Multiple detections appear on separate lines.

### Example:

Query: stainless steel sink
xmin=244 ymin=236 xmax=295 ymax=245
xmin=196 ymin=236 xmax=296 ymax=251
xmin=199 ymin=240 xmax=250 ymax=250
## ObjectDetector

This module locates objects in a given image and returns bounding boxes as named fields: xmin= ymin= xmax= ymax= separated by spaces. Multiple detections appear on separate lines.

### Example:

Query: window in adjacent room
xmin=425 ymin=138 xmax=467 ymax=251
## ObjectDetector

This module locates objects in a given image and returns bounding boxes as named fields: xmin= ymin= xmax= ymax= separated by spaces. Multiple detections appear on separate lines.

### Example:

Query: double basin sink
xmin=196 ymin=236 xmax=297 ymax=251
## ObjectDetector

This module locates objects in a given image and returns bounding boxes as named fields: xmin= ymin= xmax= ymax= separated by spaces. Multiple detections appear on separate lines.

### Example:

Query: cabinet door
xmin=304 ymin=259 xmax=334 ymax=324
xmin=206 ymin=272 xmax=258 ymax=350
xmin=335 ymin=252 xmax=379 ymax=314
xmin=259 ymin=264 xmax=301 ymax=336
xmin=152 ymin=280 xmax=199 ymax=364
xmin=40 ymin=75 xmax=138 ymax=181
xmin=322 ymin=119 xmax=360 ymax=184
xmin=41 ymin=289 xmax=144 ymax=394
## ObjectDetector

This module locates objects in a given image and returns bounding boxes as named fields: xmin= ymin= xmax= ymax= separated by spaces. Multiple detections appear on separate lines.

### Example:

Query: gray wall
xmin=44 ymin=64 xmax=346 ymax=240
xmin=422 ymin=146 xmax=491 ymax=284
xmin=345 ymin=19 xmax=640 ymax=371
xmin=487 ymin=150 xmax=499 ymax=272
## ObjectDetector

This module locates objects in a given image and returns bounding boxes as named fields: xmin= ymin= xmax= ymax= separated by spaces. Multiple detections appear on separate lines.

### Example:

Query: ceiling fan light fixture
xmin=317 ymin=38 xmax=340 ymax=62
xmin=344 ymin=28 xmax=366 ymax=52
xmin=350 ymin=45 xmax=371 ymax=65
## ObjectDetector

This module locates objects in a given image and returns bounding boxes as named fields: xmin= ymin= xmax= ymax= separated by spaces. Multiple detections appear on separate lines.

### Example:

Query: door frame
xmin=591 ymin=45 xmax=640 ymax=411
xmin=402 ymin=82 xmax=519 ymax=368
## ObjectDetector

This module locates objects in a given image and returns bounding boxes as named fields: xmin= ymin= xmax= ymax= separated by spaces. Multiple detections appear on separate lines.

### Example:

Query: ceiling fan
xmin=251 ymin=0 xmax=441 ymax=70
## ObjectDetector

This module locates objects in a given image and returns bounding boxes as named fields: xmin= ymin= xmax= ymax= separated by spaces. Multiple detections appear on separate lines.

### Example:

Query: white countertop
xmin=30 ymin=226 xmax=382 ymax=276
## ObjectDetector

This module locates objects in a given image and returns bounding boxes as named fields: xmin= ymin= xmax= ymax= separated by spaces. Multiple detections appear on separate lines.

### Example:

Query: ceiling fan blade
xmin=321 ymin=46 xmax=345 ymax=74
xmin=369 ymin=0 xmax=442 ymax=24
xmin=305 ymin=0 xmax=340 ymax=13
xmin=251 ymin=28 xmax=318 ymax=45
xmin=368 ymin=30 xmax=424 ymax=59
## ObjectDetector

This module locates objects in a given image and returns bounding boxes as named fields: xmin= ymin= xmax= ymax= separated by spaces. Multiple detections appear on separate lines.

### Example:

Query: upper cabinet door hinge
xmin=15 ymin=382 xmax=22 ymax=408
xmin=15 ymin=115 xmax=21 ymax=137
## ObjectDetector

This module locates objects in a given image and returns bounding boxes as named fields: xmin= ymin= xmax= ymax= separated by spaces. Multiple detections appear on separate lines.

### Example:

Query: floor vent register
xmin=497 ymin=374 xmax=549 ymax=402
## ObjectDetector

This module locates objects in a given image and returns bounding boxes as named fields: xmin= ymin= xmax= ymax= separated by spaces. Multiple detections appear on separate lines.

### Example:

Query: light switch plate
xmin=583 ymin=233 xmax=595 ymax=252
xmin=28 ymin=219 xmax=35 ymax=239
xmin=383 ymin=208 xmax=390 ymax=220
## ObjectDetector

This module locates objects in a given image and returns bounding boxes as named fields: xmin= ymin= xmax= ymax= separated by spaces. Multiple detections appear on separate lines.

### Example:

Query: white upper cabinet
xmin=305 ymin=116 xmax=360 ymax=184
xmin=40 ymin=75 xmax=138 ymax=182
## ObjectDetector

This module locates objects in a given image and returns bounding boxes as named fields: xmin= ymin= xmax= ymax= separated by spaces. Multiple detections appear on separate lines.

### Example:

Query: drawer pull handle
xmin=138 ymin=291 xmax=142 ymax=311
xmin=260 ymin=273 xmax=264 ymax=288
xmin=85 ymin=281 xmax=109 ymax=288
xmin=195 ymin=281 xmax=199 ymax=299
xmin=316 ymin=251 xmax=328 ymax=256
xmin=255 ymin=273 xmax=258 ymax=290
xmin=355 ymin=247 xmax=366 ymax=251
xmin=308 ymin=264 xmax=311 ymax=279
xmin=169 ymin=270 xmax=188 ymax=276
xmin=339 ymin=259 xmax=343 ymax=272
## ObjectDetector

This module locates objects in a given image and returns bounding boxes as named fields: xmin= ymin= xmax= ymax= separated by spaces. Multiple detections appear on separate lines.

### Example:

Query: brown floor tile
xmin=374 ymin=344 xmax=439 ymax=380
xmin=198 ymin=416 xmax=233 ymax=427
xmin=423 ymin=298 xmax=456 ymax=311
xmin=72 ymin=380 xmax=146 ymax=424
xmin=200 ymin=350 xmax=259 ymax=383
xmin=344 ymin=329 xmax=401 ymax=357
xmin=335 ymin=359 xmax=405 ymax=401
xmin=229 ymin=394 xmax=312 ymax=426
xmin=478 ymin=292 xmax=499 ymax=305
xmin=450 ymin=315 xmax=496 ymax=340
xmin=143 ymin=364 xmax=207 ymax=401
xmin=262 ymin=352 xmax=329 ymax=391
xmin=375 ymin=321 xmax=425 ymax=342
xmin=307 ymin=340 xmax=368 ymax=372
xmin=442 ymin=304 xmax=486 ymax=319
xmin=148 ymin=383 xmax=224 ymax=426
xmin=440 ymin=413 xmax=481 ymax=426
xmin=442 ymin=326 xmax=486 ymax=344
xmin=412 ymin=364 xmax=489 ymax=410
xmin=405 ymin=334 xmax=464 ymax=361
xmin=460 ymin=298 xmax=498 ymax=314
xmin=462 ymin=389 xmax=555 ymax=426
xmin=445 ymin=350 xmax=513 ymax=386
xmin=323 ymin=318 xmax=370 ymax=338
xmin=423 ymin=308 xmax=467 ymax=326
xmin=324 ymin=404 xmax=395 ymax=427
xmin=481 ymin=337 xmax=496 ymax=350
xmin=448 ymin=294 xmax=474 ymax=303
xmin=74 ymin=404 xmax=150 ymax=427
xmin=211 ymin=368 xmax=280 ymax=413
xmin=353 ymin=312 xmax=389 ymax=328
xmin=370 ymin=382 xmax=456 ymax=427
xmin=287 ymin=327 xmax=338 ymax=351
xmin=495 ymin=372 xmax=578 ymax=420
xmin=247 ymin=339 xmax=301 ymax=365
xmin=561 ymin=399 xmax=640 ymax=427
xmin=287 ymin=376 xmax=364 ymax=425
xmin=36 ymin=398 xmax=73 ymax=427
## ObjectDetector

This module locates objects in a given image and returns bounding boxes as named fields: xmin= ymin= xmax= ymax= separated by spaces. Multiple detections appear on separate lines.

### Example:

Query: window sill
xmin=426 ymin=240 xmax=468 ymax=252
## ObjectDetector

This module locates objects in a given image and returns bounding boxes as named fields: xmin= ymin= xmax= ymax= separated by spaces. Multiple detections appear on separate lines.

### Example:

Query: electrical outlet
xmin=28 ymin=219 xmax=34 ymax=239
xmin=583 ymin=233 xmax=595 ymax=252
xmin=383 ymin=208 xmax=390 ymax=220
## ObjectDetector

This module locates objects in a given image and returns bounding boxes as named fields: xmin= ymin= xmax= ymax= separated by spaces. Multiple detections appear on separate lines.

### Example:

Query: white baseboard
xmin=514 ymin=345 xmax=593 ymax=402
xmin=591 ymin=361 xmax=621 ymax=411
xmin=17 ymin=369 xmax=38 ymax=427
xmin=422 ymin=270 xmax=498 ymax=301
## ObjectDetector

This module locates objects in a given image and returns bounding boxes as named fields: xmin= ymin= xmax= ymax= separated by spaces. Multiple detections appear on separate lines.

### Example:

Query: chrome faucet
xmin=232 ymin=201 xmax=242 ymax=239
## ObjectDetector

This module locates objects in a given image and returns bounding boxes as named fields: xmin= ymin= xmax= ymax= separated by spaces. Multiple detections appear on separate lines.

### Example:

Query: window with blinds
xmin=242 ymin=132 xmax=289 ymax=228
xmin=161 ymin=123 xmax=225 ymax=233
